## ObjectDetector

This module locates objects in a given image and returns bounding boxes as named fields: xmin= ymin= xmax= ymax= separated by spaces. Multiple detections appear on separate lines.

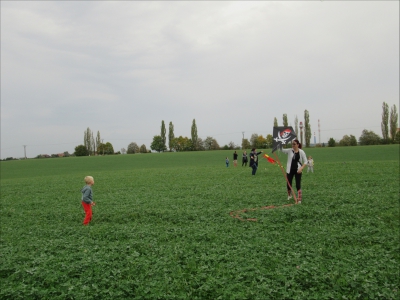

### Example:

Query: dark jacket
xmin=249 ymin=151 xmax=262 ymax=167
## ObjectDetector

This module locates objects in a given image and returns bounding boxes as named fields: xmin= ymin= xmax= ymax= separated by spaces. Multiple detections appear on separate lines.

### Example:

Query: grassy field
xmin=1 ymin=145 xmax=399 ymax=299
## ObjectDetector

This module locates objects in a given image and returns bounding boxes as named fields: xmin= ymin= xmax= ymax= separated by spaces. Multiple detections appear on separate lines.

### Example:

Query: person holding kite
xmin=249 ymin=148 xmax=263 ymax=175
xmin=281 ymin=139 xmax=307 ymax=203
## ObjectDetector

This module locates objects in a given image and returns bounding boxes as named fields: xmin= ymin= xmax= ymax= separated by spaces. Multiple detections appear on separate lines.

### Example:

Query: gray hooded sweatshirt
xmin=81 ymin=185 xmax=93 ymax=204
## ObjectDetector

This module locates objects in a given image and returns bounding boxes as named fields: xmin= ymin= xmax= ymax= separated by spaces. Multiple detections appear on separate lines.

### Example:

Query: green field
xmin=1 ymin=145 xmax=399 ymax=299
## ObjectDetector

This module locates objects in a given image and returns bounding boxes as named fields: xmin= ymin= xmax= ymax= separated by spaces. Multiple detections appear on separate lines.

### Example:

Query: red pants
xmin=82 ymin=202 xmax=92 ymax=225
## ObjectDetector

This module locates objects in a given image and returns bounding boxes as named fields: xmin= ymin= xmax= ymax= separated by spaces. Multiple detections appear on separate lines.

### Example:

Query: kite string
xmin=272 ymin=151 xmax=298 ymax=203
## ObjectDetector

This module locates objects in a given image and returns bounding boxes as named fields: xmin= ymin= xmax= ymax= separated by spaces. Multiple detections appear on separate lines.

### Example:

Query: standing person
xmin=307 ymin=156 xmax=314 ymax=173
xmin=225 ymin=157 xmax=229 ymax=167
xmin=249 ymin=148 xmax=263 ymax=175
xmin=281 ymin=139 xmax=307 ymax=204
xmin=233 ymin=151 xmax=238 ymax=167
xmin=242 ymin=151 xmax=248 ymax=167
xmin=81 ymin=176 xmax=96 ymax=225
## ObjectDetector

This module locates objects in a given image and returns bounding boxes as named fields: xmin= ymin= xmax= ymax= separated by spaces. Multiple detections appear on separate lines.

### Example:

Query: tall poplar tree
xmin=381 ymin=102 xmax=389 ymax=143
xmin=273 ymin=117 xmax=278 ymax=127
xmin=304 ymin=110 xmax=311 ymax=147
xmin=389 ymin=104 xmax=398 ymax=142
xmin=91 ymin=132 xmax=95 ymax=156
xmin=96 ymin=131 xmax=101 ymax=154
xmin=191 ymin=119 xmax=198 ymax=151
xmin=84 ymin=127 xmax=93 ymax=155
xmin=283 ymin=114 xmax=288 ymax=127
xmin=168 ymin=122 xmax=175 ymax=151
xmin=294 ymin=115 xmax=299 ymax=136
xmin=161 ymin=120 xmax=166 ymax=152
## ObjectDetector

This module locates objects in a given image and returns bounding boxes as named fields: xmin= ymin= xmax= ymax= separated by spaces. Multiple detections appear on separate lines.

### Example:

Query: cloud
xmin=1 ymin=1 xmax=398 ymax=158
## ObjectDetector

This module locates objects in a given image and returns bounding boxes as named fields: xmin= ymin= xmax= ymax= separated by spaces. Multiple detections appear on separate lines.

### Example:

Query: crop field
xmin=1 ymin=145 xmax=399 ymax=299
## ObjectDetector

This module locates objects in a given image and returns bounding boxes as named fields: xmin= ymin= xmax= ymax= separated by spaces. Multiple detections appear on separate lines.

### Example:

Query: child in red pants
xmin=81 ymin=176 xmax=95 ymax=225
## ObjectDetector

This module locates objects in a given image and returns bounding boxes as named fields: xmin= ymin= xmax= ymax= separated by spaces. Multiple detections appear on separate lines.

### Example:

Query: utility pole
xmin=242 ymin=132 xmax=244 ymax=149
xmin=101 ymin=139 xmax=104 ymax=155
xmin=23 ymin=145 xmax=27 ymax=159
xmin=318 ymin=119 xmax=321 ymax=144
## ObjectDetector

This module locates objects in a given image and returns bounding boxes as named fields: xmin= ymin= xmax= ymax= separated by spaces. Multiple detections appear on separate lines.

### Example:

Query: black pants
xmin=251 ymin=164 xmax=258 ymax=175
xmin=287 ymin=171 xmax=302 ymax=191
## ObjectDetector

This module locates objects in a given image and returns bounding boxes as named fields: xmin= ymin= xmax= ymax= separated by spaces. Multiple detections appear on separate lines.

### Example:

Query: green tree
xmin=127 ymin=142 xmax=139 ymax=154
xmin=359 ymin=130 xmax=381 ymax=145
xmin=203 ymin=136 xmax=219 ymax=150
xmin=395 ymin=131 xmax=400 ymax=144
xmin=328 ymin=138 xmax=336 ymax=147
xmin=191 ymin=119 xmax=198 ymax=151
xmin=181 ymin=137 xmax=193 ymax=151
xmin=274 ymin=117 xmax=278 ymax=127
xmin=97 ymin=143 xmax=104 ymax=155
xmin=172 ymin=136 xmax=193 ymax=152
xmin=250 ymin=133 xmax=258 ymax=148
xmin=266 ymin=134 xmax=273 ymax=148
xmin=349 ymin=135 xmax=357 ymax=146
xmin=389 ymin=104 xmax=398 ymax=143
xmin=204 ymin=136 xmax=213 ymax=150
xmin=196 ymin=138 xmax=205 ymax=151
xmin=98 ymin=142 xmax=114 ymax=154
xmin=294 ymin=115 xmax=299 ymax=137
xmin=242 ymin=138 xmax=251 ymax=150
xmin=381 ymin=102 xmax=389 ymax=144
xmin=304 ymin=110 xmax=311 ymax=147
xmin=228 ymin=141 xmax=237 ymax=150
xmin=161 ymin=121 xmax=167 ymax=152
xmin=84 ymin=127 xmax=95 ymax=156
xmin=211 ymin=138 xmax=220 ymax=150
xmin=255 ymin=135 xmax=267 ymax=149
xmin=299 ymin=121 xmax=304 ymax=145
xmin=283 ymin=114 xmax=288 ymax=127
xmin=169 ymin=138 xmax=178 ymax=151
xmin=339 ymin=135 xmax=351 ymax=146
xmin=96 ymin=131 xmax=101 ymax=155
xmin=168 ymin=122 xmax=175 ymax=151
xmin=172 ymin=137 xmax=181 ymax=152
xmin=151 ymin=135 xmax=165 ymax=152
xmin=140 ymin=144 xmax=147 ymax=153
xmin=75 ymin=145 xmax=89 ymax=156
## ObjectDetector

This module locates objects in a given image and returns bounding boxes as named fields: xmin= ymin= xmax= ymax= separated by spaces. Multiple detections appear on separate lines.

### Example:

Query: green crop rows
xmin=1 ymin=145 xmax=399 ymax=299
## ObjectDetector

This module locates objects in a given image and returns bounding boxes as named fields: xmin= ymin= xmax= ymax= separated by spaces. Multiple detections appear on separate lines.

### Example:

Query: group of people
xmin=81 ymin=141 xmax=315 ymax=225
xmin=227 ymin=149 xmax=263 ymax=173
xmin=227 ymin=141 xmax=315 ymax=204
xmin=228 ymin=148 xmax=264 ymax=175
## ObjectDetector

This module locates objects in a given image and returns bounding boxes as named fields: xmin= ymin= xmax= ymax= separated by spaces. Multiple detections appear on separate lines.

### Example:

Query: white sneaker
xmin=287 ymin=195 xmax=292 ymax=200
xmin=297 ymin=201 xmax=302 ymax=204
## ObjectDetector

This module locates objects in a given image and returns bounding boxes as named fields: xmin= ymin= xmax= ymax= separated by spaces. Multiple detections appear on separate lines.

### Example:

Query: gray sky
xmin=1 ymin=1 xmax=399 ymax=159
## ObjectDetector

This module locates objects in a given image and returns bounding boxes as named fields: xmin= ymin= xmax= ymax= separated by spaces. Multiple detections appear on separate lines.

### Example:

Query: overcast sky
xmin=1 ymin=1 xmax=399 ymax=159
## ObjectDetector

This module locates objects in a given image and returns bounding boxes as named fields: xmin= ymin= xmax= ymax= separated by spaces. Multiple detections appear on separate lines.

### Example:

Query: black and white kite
xmin=272 ymin=126 xmax=297 ymax=153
